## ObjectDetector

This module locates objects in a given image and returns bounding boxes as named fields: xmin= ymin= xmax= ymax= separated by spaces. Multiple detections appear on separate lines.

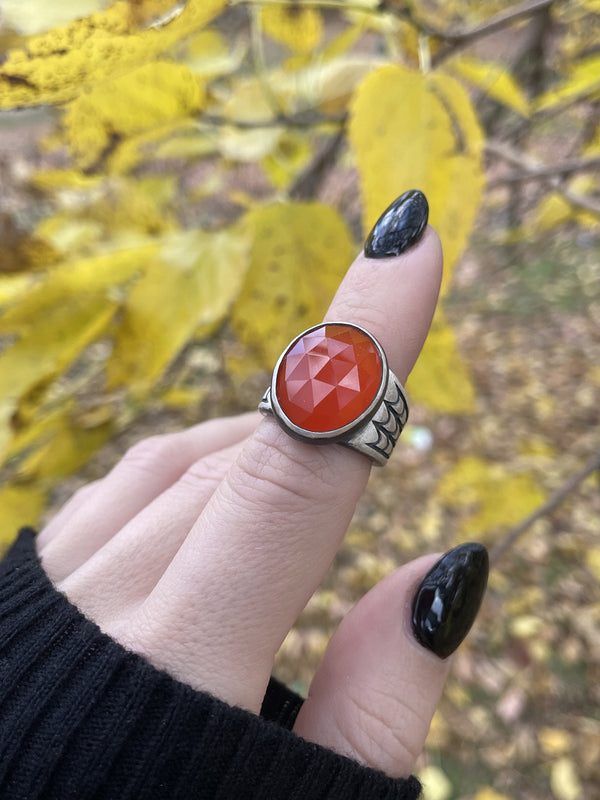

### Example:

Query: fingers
xmin=293 ymin=545 xmax=489 ymax=778
xmin=131 ymin=227 xmax=443 ymax=709
xmin=56 ymin=443 xmax=244 ymax=623
xmin=39 ymin=413 xmax=260 ymax=582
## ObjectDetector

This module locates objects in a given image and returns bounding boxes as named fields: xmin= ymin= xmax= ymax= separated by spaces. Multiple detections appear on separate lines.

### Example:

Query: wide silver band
xmin=259 ymin=324 xmax=409 ymax=466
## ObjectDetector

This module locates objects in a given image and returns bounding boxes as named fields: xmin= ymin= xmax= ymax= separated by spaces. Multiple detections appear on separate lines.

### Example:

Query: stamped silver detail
xmin=342 ymin=376 xmax=408 ymax=465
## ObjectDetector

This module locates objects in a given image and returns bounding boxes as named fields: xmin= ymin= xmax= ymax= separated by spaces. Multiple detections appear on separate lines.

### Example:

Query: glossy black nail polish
xmin=412 ymin=543 xmax=489 ymax=659
xmin=364 ymin=189 xmax=429 ymax=259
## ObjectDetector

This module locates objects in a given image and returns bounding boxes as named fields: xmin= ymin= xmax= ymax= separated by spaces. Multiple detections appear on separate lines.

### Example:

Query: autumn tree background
xmin=0 ymin=0 xmax=599 ymax=797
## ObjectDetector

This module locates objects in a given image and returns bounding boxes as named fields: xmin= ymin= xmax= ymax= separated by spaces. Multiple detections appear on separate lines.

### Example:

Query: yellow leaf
xmin=63 ymin=61 xmax=205 ymax=170
xmin=216 ymin=77 xmax=284 ymax=160
xmin=231 ymin=202 xmax=355 ymax=368
xmin=473 ymin=790 xmax=513 ymax=800
xmin=538 ymin=727 xmax=572 ymax=757
xmin=107 ymin=227 xmax=250 ymax=391
xmin=550 ymin=758 xmax=583 ymax=800
xmin=185 ymin=29 xmax=246 ymax=78
xmin=320 ymin=23 xmax=364 ymax=61
xmin=509 ymin=615 xmax=543 ymax=639
xmin=0 ymin=274 xmax=34 ymax=308
xmin=0 ymin=0 xmax=226 ymax=108
xmin=17 ymin=415 xmax=113 ymax=481
xmin=0 ymin=0 xmax=109 ymax=35
xmin=262 ymin=131 xmax=313 ymax=188
xmin=528 ymin=176 xmax=600 ymax=232
xmin=584 ymin=121 xmax=600 ymax=156
xmin=152 ymin=124 xmax=217 ymax=161
xmin=0 ymin=293 xmax=118 ymax=462
xmin=32 ymin=169 xmax=104 ymax=191
xmin=529 ymin=193 xmax=574 ymax=231
xmin=437 ymin=456 xmax=545 ymax=539
xmin=0 ymin=246 xmax=156 ymax=334
xmin=0 ymin=485 xmax=47 ymax=550
xmin=261 ymin=4 xmax=323 ymax=54
xmin=35 ymin=217 xmax=104 ymax=257
xmin=349 ymin=64 xmax=484 ymax=290
xmin=450 ymin=56 xmax=529 ymax=116
xmin=275 ymin=56 xmax=384 ymax=113
xmin=160 ymin=386 xmax=208 ymax=409
xmin=535 ymin=54 xmax=600 ymax=112
xmin=585 ymin=548 xmax=600 ymax=580
xmin=418 ymin=765 xmax=452 ymax=800
xmin=407 ymin=309 xmax=476 ymax=413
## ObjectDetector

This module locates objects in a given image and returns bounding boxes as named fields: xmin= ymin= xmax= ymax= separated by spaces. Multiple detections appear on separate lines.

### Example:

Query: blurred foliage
xmin=0 ymin=1 xmax=599 ymax=797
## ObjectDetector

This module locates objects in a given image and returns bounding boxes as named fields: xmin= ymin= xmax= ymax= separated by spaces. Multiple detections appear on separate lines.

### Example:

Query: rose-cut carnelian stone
xmin=275 ymin=323 xmax=383 ymax=433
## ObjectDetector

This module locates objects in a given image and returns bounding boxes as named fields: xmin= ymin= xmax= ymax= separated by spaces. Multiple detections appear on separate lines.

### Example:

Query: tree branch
xmin=487 ymin=155 xmax=600 ymax=186
xmin=486 ymin=140 xmax=600 ymax=217
xmin=230 ymin=0 xmax=557 ymax=54
xmin=289 ymin=126 xmax=346 ymax=200
xmin=489 ymin=447 xmax=600 ymax=566
xmin=198 ymin=110 xmax=346 ymax=130
xmin=438 ymin=0 xmax=556 ymax=45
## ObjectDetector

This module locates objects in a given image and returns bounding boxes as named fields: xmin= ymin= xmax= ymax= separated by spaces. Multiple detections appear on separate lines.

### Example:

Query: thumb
xmin=293 ymin=543 xmax=489 ymax=778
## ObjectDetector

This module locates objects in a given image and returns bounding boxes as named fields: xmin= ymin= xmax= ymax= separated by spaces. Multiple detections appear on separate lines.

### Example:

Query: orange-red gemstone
xmin=275 ymin=323 xmax=383 ymax=433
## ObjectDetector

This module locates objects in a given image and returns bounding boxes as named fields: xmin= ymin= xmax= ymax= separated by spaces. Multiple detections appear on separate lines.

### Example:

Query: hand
xmin=36 ymin=223 xmax=479 ymax=780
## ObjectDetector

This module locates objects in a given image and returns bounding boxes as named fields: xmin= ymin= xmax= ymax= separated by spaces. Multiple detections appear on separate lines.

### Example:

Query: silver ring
xmin=258 ymin=322 xmax=408 ymax=466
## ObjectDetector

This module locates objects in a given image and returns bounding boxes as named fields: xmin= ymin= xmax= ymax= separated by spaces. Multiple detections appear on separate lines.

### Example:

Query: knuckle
xmin=178 ymin=449 xmax=234 ymax=492
xmin=69 ymin=480 xmax=101 ymax=505
xmin=229 ymin=425 xmax=340 ymax=512
xmin=121 ymin=435 xmax=175 ymax=472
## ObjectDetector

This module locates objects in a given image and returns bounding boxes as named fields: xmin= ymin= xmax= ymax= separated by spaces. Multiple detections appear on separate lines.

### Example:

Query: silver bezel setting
xmin=265 ymin=321 xmax=388 ymax=443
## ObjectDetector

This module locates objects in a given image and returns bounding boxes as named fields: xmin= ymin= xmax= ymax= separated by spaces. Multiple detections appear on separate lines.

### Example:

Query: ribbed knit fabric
xmin=0 ymin=529 xmax=422 ymax=800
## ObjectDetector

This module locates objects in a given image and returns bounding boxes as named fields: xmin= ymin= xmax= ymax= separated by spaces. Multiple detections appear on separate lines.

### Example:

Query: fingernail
xmin=364 ymin=189 xmax=429 ymax=259
xmin=412 ymin=543 xmax=489 ymax=659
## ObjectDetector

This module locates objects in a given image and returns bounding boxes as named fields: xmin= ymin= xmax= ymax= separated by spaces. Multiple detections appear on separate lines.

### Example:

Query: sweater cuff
xmin=0 ymin=529 xmax=421 ymax=800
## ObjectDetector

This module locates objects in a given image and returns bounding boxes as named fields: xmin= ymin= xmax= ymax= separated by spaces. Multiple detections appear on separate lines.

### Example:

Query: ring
xmin=258 ymin=322 xmax=408 ymax=466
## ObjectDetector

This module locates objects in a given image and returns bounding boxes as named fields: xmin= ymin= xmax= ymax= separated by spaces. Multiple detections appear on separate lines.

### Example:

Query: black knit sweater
xmin=0 ymin=529 xmax=422 ymax=800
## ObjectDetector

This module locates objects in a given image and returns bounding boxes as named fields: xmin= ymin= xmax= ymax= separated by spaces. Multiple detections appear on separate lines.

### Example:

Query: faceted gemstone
xmin=275 ymin=323 xmax=383 ymax=433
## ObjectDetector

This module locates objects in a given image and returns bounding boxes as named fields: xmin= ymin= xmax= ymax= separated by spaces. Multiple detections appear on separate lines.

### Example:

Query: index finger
xmin=136 ymin=197 xmax=443 ymax=710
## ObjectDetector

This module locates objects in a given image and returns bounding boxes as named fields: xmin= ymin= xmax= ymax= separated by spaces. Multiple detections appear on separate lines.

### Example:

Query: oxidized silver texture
xmin=259 ymin=323 xmax=408 ymax=466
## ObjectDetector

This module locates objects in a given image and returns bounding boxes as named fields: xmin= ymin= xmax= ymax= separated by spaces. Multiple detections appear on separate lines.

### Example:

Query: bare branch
xmin=488 ymin=155 xmax=600 ymax=186
xmin=440 ymin=0 xmax=555 ymax=45
xmin=289 ymin=126 xmax=346 ymax=200
xmin=486 ymin=139 xmax=600 ymax=217
xmin=490 ymin=448 xmax=600 ymax=566
xmin=198 ymin=111 xmax=346 ymax=130
xmin=230 ymin=0 xmax=557 ymax=51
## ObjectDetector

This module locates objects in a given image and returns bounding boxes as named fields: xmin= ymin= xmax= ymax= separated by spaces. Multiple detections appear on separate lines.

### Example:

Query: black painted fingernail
xmin=412 ymin=543 xmax=489 ymax=659
xmin=364 ymin=189 xmax=429 ymax=259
